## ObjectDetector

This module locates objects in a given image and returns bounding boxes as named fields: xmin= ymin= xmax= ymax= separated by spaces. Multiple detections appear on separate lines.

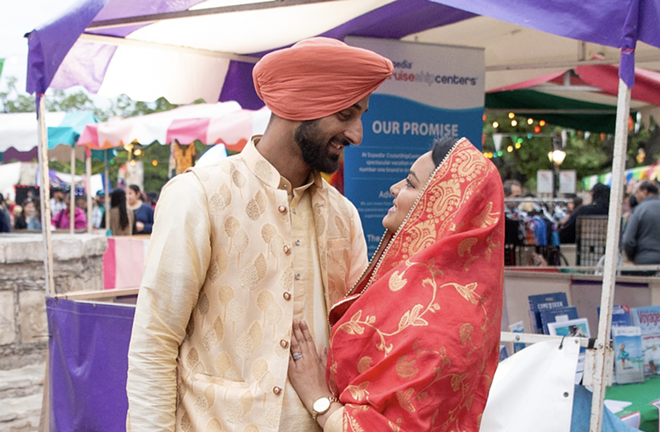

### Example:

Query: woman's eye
xmin=406 ymin=179 xmax=414 ymax=188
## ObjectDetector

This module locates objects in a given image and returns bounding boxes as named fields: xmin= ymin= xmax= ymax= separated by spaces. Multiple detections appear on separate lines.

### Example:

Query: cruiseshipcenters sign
xmin=344 ymin=37 xmax=485 ymax=255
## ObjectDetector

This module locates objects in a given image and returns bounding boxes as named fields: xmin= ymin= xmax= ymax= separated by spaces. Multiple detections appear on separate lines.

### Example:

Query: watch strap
xmin=312 ymin=396 xmax=338 ymax=421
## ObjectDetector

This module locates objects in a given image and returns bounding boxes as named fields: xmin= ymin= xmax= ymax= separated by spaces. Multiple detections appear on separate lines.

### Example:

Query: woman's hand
xmin=288 ymin=320 xmax=332 ymax=414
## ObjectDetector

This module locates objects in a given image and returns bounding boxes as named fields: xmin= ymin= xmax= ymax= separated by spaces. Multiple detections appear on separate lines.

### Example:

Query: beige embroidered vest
xmin=174 ymin=142 xmax=367 ymax=431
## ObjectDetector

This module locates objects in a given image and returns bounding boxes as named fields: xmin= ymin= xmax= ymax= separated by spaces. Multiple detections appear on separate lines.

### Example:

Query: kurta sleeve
xmin=126 ymin=172 xmax=212 ymax=431
xmin=344 ymin=199 xmax=368 ymax=288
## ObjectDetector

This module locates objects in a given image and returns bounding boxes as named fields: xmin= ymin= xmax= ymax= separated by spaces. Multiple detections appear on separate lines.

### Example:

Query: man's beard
xmin=294 ymin=120 xmax=348 ymax=174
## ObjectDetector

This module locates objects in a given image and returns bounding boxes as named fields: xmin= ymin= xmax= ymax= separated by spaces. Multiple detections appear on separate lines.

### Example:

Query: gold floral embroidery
xmin=357 ymin=356 xmax=372 ymax=374
xmin=396 ymin=388 xmax=417 ymax=412
xmin=442 ymin=282 xmax=480 ymax=305
xmin=459 ymin=323 xmax=474 ymax=346
xmin=346 ymin=381 xmax=370 ymax=401
xmin=470 ymin=202 xmax=499 ymax=228
xmin=395 ymin=355 xmax=419 ymax=379
xmin=388 ymin=271 xmax=407 ymax=292
xmin=406 ymin=219 xmax=437 ymax=256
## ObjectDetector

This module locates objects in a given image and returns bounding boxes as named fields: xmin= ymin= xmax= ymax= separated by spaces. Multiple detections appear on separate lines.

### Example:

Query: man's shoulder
xmin=184 ymin=155 xmax=248 ymax=184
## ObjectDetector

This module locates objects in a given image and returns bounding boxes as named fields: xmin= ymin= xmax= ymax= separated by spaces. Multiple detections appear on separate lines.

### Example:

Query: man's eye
xmin=340 ymin=112 xmax=351 ymax=120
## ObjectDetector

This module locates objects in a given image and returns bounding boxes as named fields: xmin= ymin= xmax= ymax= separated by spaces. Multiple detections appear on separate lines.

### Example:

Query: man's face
xmin=636 ymin=187 xmax=648 ymax=204
xmin=96 ymin=195 xmax=105 ymax=205
xmin=293 ymin=94 xmax=370 ymax=174
xmin=54 ymin=191 xmax=64 ymax=201
xmin=506 ymin=184 xmax=522 ymax=209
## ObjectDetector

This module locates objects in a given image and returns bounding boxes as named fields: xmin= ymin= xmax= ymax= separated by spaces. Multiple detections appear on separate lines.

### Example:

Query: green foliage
xmin=483 ymin=111 xmax=655 ymax=192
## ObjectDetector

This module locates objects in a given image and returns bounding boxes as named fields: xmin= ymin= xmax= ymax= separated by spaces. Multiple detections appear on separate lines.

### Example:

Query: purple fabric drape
xmin=430 ymin=0 xmax=660 ymax=88
xmin=25 ymin=0 xmax=660 ymax=100
xmin=46 ymin=297 xmax=135 ymax=432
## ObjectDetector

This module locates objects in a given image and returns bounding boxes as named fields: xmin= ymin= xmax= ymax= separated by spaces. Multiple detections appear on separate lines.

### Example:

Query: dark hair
xmin=639 ymin=180 xmax=659 ymax=195
xmin=431 ymin=136 xmax=459 ymax=167
xmin=591 ymin=183 xmax=610 ymax=207
xmin=128 ymin=184 xmax=141 ymax=195
xmin=111 ymin=189 xmax=130 ymax=230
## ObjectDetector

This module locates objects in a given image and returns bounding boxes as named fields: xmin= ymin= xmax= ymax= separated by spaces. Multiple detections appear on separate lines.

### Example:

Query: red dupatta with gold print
xmin=327 ymin=138 xmax=505 ymax=432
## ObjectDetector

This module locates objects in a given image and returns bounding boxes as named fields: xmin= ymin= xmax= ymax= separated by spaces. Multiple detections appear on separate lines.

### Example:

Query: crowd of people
xmin=0 ymin=184 xmax=155 ymax=236
xmin=502 ymin=176 xmax=660 ymax=270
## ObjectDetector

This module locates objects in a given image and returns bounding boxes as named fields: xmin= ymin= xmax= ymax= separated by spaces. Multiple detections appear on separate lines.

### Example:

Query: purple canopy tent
xmin=25 ymin=0 xmax=660 ymax=431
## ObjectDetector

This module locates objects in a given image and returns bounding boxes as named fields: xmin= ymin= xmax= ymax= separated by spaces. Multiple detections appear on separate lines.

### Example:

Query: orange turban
xmin=253 ymin=37 xmax=393 ymax=121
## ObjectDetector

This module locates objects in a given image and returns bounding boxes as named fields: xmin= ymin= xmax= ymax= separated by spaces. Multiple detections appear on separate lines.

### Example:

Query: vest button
xmin=273 ymin=386 xmax=282 ymax=395
xmin=295 ymin=239 xmax=301 ymax=246
xmin=283 ymin=245 xmax=291 ymax=255
xmin=283 ymin=292 xmax=291 ymax=301
xmin=278 ymin=205 xmax=287 ymax=214
xmin=280 ymin=339 xmax=289 ymax=349
xmin=295 ymin=273 xmax=301 ymax=281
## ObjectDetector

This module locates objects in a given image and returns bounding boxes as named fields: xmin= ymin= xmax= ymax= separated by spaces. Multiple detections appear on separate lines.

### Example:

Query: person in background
xmin=127 ymin=184 xmax=154 ymax=234
xmin=24 ymin=199 xmax=42 ymax=230
xmin=92 ymin=190 xmax=106 ymax=229
xmin=622 ymin=180 xmax=660 ymax=273
xmin=146 ymin=191 xmax=159 ymax=209
xmin=0 ymin=194 xmax=11 ymax=233
xmin=503 ymin=179 xmax=524 ymax=246
xmin=51 ymin=192 xmax=87 ymax=230
xmin=50 ymin=187 xmax=67 ymax=216
xmin=13 ymin=206 xmax=27 ymax=230
xmin=109 ymin=189 xmax=133 ymax=236
xmin=75 ymin=194 xmax=87 ymax=212
xmin=559 ymin=183 xmax=610 ymax=244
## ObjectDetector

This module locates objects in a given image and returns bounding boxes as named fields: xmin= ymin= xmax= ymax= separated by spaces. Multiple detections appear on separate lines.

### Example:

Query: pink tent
xmin=77 ymin=102 xmax=271 ymax=152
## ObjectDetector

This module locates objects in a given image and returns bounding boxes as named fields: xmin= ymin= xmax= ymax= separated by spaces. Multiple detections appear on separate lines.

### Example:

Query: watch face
xmin=313 ymin=397 xmax=331 ymax=413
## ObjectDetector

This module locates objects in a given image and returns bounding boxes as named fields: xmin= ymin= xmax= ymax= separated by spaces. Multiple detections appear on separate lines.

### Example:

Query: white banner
xmin=559 ymin=170 xmax=576 ymax=194
xmin=537 ymin=170 xmax=554 ymax=194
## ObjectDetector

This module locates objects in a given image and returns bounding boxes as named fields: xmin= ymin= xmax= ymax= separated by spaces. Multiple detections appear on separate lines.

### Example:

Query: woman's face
xmin=382 ymin=151 xmax=436 ymax=232
xmin=126 ymin=188 xmax=139 ymax=206
xmin=24 ymin=202 xmax=35 ymax=217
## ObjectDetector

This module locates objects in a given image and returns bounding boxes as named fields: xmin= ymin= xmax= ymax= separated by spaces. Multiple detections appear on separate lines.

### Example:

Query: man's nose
xmin=345 ymin=120 xmax=363 ymax=146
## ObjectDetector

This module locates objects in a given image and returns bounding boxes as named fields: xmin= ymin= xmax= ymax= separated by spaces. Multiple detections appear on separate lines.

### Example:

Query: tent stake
xmin=588 ymin=77 xmax=631 ymax=432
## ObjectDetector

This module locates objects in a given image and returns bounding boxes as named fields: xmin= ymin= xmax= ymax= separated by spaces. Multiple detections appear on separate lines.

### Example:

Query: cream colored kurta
xmin=126 ymin=137 xmax=368 ymax=432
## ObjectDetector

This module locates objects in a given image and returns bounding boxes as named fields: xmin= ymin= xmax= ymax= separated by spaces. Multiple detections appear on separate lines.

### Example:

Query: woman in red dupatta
xmin=289 ymin=137 xmax=505 ymax=431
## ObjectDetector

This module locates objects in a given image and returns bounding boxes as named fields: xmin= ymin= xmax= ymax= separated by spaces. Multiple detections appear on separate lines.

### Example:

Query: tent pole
xmin=69 ymin=145 xmax=75 ymax=234
xmin=105 ymin=150 xmax=110 ymax=232
xmin=36 ymin=97 xmax=55 ymax=296
xmin=588 ymin=77 xmax=631 ymax=432
xmin=86 ymin=149 xmax=92 ymax=233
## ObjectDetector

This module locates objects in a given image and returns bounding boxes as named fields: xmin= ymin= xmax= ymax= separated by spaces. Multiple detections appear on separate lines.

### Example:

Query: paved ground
xmin=0 ymin=363 xmax=44 ymax=432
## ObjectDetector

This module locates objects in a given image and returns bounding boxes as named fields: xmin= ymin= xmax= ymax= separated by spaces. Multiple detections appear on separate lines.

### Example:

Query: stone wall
xmin=0 ymin=234 xmax=107 ymax=370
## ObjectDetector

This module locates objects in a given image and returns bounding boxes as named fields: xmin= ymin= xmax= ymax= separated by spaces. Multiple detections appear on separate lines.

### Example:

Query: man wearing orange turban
xmin=127 ymin=37 xmax=393 ymax=432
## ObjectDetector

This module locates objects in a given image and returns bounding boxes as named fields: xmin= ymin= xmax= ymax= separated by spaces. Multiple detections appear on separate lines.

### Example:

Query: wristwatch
xmin=312 ymin=395 xmax=338 ymax=421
